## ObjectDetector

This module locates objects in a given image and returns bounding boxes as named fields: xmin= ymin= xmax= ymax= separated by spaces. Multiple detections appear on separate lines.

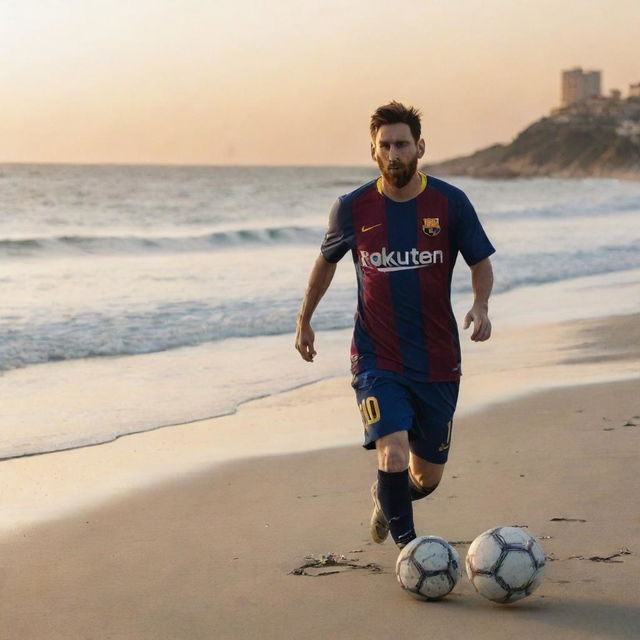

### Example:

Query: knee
xmin=412 ymin=478 xmax=440 ymax=496
xmin=377 ymin=444 xmax=409 ymax=472
xmin=410 ymin=465 xmax=444 ymax=495
xmin=408 ymin=471 xmax=440 ymax=500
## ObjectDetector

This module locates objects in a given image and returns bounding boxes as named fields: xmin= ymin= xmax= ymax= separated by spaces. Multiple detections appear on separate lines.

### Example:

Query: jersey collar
xmin=376 ymin=172 xmax=427 ymax=198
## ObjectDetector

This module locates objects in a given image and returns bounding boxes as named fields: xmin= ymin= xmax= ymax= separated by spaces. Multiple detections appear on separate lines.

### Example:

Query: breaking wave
xmin=0 ymin=225 xmax=323 ymax=257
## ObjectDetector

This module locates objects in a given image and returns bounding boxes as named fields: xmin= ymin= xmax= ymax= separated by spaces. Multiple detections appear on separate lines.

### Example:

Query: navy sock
xmin=377 ymin=469 xmax=416 ymax=547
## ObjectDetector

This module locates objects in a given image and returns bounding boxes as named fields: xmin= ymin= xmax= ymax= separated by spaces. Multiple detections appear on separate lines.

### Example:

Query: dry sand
xmin=1 ymin=316 xmax=639 ymax=640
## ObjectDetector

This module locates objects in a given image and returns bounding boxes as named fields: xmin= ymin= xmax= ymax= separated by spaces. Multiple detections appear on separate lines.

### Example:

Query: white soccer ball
xmin=396 ymin=535 xmax=462 ymax=600
xmin=465 ymin=526 xmax=546 ymax=603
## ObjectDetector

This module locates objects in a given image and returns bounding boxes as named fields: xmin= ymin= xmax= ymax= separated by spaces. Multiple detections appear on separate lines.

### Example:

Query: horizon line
xmin=0 ymin=160 xmax=381 ymax=170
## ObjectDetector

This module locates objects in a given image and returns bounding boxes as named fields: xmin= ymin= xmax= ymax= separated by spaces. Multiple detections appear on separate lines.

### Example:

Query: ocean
xmin=2 ymin=163 xmax=640 ymax=460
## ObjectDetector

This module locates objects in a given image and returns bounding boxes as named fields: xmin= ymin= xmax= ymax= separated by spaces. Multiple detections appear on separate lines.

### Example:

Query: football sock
xmin=408 ymin=470 xmax=438 ymax=502
xmin=377 ymin=469 xmax=416 ymax=547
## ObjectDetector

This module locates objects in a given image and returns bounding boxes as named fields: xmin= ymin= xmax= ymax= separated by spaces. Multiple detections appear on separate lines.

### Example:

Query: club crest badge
xmin=422 ymin=217 xmax=441 ymax=237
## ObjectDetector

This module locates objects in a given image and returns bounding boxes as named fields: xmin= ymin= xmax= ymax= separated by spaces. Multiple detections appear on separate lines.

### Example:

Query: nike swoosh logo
xmin=376 ymin=264 xmax=430 ymax=272
xmin=361 ymin=224 xmax=382 ymax=233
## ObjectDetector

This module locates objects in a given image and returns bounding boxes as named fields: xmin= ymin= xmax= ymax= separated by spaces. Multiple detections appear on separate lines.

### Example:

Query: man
xmin=295 ymin=101 xmax=495 ymax=549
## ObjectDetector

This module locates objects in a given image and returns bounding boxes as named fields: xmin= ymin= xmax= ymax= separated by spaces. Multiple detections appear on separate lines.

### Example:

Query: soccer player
xmin=295 ymin=101 xmax=495 ymax=549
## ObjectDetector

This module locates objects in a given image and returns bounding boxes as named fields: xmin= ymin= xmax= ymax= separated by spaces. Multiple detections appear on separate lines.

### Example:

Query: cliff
xmin=423 ymin=97 xmax=640 ymax=180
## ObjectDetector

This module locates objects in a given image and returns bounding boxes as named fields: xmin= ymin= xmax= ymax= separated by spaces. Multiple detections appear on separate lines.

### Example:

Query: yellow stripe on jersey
xmin=418 ymin=172 xmax=427 ymax=194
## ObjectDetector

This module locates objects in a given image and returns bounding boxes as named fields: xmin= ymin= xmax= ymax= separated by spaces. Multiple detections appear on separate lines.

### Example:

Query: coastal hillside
xmin=424 ymin=97 xmax=640 ymax=180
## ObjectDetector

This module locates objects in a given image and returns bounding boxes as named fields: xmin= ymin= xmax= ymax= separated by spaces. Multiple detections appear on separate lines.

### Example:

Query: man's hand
xmin=463 ymin=304 xmax=492 ymax=342
xmin=294 ymin=255 xmax=337 ymax=362
xmin=295 ymin=321 xmax=317 ymax=362
xmin=464 ymin=258 xmax=493 ymax=342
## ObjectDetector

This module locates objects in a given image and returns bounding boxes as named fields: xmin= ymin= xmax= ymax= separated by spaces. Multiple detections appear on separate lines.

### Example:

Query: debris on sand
xmin=569 ymin=547 xmax=631 ymax=563
xmin=550 ymin=517 xmax=587 ymax=523
xmin=290 ymin=553 xmax=383 ymax=577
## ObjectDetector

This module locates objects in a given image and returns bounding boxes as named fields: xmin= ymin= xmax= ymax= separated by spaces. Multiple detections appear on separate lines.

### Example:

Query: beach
xmin=1 ymin=310 xmax=639 ymax=640
xmin=2 ymin=166 xmax=640 ymax=638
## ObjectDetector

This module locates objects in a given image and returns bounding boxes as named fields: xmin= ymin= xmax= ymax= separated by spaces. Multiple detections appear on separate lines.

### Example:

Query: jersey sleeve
xmin=320 ymin=198 xmax=354 ymax=263
xmin=454 ymin=192 xmax=495 ymax=266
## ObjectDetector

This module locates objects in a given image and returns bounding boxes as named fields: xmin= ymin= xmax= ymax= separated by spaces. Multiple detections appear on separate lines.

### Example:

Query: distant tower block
xmin=583 ymin=70 xmax=601 ymax=99
xmin=561 ymin=67 xmax=602 ymax=107
xmin=630 ymin=82 xmax=640 ymax=98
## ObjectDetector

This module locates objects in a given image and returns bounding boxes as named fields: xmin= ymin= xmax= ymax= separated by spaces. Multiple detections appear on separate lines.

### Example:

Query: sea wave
xmin=485 ymin=198 xmax=640 ymax=220
xmin=0 ymin=225 xmax=324 ymax=257
xmin=0 ymin=296 xmax=337 ymax=372
xmin=3 ymin=241 xmax=640 ymax=372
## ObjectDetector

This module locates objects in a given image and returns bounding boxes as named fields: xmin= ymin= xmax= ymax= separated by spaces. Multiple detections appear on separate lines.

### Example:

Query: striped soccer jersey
xmin=320 ymin=173 xmax=495 ymax=382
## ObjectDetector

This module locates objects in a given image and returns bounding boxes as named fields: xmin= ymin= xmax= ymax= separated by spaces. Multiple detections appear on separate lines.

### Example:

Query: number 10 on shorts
xmin=359 ymin=396 xmax=381 ymax=425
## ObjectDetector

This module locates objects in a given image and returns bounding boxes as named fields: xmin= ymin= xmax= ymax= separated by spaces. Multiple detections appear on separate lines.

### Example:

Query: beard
xmin=377 ymin=153 xmax=419 ymax=189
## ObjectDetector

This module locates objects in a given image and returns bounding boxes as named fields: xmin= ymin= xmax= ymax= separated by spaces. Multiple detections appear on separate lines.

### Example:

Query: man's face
xmin=371 ymin=123 xmax=425 ymax=189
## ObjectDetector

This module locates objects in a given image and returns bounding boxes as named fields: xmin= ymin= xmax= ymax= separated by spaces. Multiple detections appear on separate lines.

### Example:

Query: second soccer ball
xmin=465 ymin=526 xmax=546 ymax=603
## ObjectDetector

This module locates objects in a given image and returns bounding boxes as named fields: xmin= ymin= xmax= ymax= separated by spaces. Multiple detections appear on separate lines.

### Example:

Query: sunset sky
xmin=1 ymin=0 xmax=638 ymax=165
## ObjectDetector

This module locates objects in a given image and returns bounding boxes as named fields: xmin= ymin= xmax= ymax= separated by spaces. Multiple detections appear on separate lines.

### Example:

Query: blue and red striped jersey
xmin=320 ymin=173 xmax=495 ymax=382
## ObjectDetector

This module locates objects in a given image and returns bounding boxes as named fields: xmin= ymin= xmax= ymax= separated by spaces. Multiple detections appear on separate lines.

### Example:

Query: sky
xmin=1 ymin=0 xmax=638 ymax=165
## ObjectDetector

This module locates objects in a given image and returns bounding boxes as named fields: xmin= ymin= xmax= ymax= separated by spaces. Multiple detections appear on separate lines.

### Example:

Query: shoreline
xmin=1 ymin=311 xmax=639 ymax=537
xmin=3 ymin=267 xmax=640 ymax=462
xmin=0 ymin=371 xmax=347 ymax=464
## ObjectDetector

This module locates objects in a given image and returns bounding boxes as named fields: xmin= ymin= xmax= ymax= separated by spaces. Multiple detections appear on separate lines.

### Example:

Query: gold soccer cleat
xmin=370 ymin=481 xmax=390 ymax=544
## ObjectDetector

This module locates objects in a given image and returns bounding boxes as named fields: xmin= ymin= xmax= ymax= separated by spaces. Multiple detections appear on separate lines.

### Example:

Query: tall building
xmin=561 ymin=67 xmax=602 ymax=107
xmin=630 ymin=82 xmax=640 ymax=98
xmin=582 ymin=70 xmax=601 ymax=99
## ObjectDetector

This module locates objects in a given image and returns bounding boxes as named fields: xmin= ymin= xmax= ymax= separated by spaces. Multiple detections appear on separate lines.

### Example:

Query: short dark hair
xmin=370 ymin=101 xmax=422 ymax=142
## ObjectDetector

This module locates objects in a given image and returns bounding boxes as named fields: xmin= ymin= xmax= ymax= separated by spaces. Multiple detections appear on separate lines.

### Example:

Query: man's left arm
xmin=463 ymin=257 xmax=493 ymax=342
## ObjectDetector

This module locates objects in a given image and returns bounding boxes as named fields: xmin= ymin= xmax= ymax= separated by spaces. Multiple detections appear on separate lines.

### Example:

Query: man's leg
xmin=406 ymin=381 xmax=457 ymax=503
xmin=408 ymin=454 xmax=445 ymax=501
xmin=369 ymin=379 xmax=456 ymax=546
xmin=372 ymin=431 xmax=417 ymax=548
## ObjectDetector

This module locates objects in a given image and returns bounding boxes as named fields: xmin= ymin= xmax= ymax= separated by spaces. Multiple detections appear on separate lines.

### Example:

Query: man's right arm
xmin=295 ymin=254 xmax=337 ymax=362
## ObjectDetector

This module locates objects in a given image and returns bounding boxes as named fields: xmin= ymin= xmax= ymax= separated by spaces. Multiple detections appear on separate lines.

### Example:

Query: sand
xmin=1 ymin=315 xmax=639 ymax=639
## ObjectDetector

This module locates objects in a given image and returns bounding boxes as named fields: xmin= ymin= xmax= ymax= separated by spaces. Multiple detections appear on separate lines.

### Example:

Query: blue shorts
xmin=351 ymin=369 xmax=459 ymax=464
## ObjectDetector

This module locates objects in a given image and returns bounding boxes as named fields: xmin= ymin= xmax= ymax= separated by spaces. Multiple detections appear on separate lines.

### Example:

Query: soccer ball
xmin=396 ymin=535 xmax=462 ymax=600
xmin=465 ymin=526 xmax=546 ymax=603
